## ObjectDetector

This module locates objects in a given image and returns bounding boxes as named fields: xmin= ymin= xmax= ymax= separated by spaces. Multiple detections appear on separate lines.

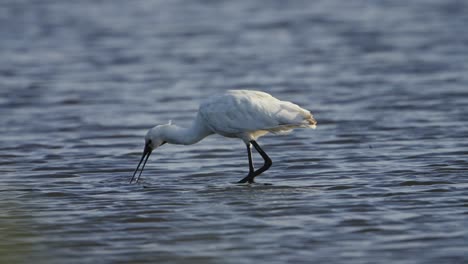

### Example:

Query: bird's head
xmin=129 ymin=123 xmax=169 ymax=184
xmin=144 ymin=125 xmax=169 ymax=150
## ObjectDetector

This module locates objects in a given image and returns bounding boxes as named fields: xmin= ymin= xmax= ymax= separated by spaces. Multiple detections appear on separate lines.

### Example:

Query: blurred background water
xmin=1 ymin=0 xmax=468 ymax=263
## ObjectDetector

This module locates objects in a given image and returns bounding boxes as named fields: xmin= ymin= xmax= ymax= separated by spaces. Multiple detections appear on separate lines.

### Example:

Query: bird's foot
xmin=237 ymin=179 xmax=254 ymax=184
xmin=238 ymin=174 xmax=255 ymax=184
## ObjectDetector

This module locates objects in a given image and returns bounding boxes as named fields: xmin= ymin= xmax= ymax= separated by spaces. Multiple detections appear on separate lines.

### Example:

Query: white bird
xmin=130 ymin=90 xmax=317 ymax=184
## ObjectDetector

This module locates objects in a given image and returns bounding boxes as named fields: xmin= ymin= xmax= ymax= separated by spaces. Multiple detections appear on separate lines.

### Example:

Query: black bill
xmin=129 ymin=144 xmax=152 ymax=184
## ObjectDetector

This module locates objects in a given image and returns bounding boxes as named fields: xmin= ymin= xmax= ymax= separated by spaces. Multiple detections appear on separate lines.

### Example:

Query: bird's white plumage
xmin=131 ymin=90 xmax=317 ymax=184
xmin=198 ymin=90 xmax=316 ymax=142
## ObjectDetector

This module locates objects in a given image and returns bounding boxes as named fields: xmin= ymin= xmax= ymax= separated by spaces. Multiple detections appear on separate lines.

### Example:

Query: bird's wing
xmin=199 ymin=90 xmax=314 ymax=135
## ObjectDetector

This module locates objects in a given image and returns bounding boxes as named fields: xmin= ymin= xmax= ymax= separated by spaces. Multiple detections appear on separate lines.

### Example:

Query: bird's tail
xmin=306 ymin=114 xmax=317 ymax=129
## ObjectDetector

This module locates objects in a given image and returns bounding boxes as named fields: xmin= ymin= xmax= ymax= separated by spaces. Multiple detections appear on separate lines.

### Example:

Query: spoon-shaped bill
xmin=130 ymin=144 xmax=152 ymax=184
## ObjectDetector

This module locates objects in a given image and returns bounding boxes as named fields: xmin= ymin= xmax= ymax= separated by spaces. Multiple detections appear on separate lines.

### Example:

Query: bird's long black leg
xmin=247 ymin=141 xmax=272 ymax=183
xmin=247 ymin=143 xmax=255 ymax=174
xmin=238 ymin=141 xmax=272 ymax=184
xmin=238 ymin=143 xmax=255 ymax=183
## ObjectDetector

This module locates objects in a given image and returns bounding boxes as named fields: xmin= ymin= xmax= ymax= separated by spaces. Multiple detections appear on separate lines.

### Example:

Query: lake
xmin=1 ymin=0 xmax=467 ymax=263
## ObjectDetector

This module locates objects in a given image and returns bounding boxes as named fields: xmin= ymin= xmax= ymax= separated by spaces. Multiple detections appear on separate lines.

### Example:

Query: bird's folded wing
xmin=199 ymin=91 xmax=313 ymax=134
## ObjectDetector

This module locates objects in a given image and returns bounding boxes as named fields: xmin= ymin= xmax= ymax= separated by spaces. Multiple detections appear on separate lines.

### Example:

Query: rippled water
xmin=1 ymin=0 xmax=468 ymax=263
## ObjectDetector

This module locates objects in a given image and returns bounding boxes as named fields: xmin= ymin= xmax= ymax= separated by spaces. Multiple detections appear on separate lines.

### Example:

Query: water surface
xmin=1 ymin=0 xmax=468 ymax=263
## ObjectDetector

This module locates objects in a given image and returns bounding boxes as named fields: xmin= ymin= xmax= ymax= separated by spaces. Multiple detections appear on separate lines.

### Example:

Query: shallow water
xmin=1 ymin=0 xmax=468 ymax=263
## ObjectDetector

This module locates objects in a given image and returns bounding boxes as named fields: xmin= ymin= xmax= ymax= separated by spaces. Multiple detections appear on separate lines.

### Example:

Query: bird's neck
xmin=162 ymin=115 xmax=213 ymax=145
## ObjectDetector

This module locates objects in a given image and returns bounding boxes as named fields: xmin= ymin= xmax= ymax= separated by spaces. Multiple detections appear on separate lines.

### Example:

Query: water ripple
xmin=1 ymin=0 xmax=468 ymax=263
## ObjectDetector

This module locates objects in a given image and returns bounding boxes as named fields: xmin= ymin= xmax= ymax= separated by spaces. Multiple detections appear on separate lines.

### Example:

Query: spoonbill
xmin=130 ymin=90 xmax=316 ymax=184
